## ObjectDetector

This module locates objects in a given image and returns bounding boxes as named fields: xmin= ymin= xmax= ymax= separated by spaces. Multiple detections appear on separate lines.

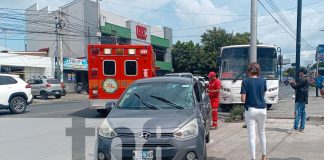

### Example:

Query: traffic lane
xmin=0 ymin=101 xmax=103 ymax=118
xmin=0 ymin=101 xmax=106 ymax=160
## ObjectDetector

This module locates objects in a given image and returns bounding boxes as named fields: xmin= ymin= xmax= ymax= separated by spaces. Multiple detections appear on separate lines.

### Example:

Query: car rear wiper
xmin=133 ymin=93 xmax=160 ymax=110
xmin=150 ymin=95 xmax=185 ymax=110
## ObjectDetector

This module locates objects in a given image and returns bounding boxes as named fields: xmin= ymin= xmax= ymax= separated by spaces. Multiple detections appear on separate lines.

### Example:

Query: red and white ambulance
xmin=87 ymin=44 xmax=156 ymax=114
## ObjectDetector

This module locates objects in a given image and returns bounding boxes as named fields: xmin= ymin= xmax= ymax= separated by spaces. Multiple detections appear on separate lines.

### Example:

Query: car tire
xmin=9 ymin=96 xmax=27 ymax=114
xmin=55 ymin=95 xmax=62 ymax=99
xmin=62 ymin=90 xmax=67 ymax=96
xmin=205 ymin=132 xmax=210 ymax=143
xmin=40 ymin=92 xmax=48 ymax=100
xmin=267 ymin=104 xmax=272 ymax=110
xmin=204 ymin=142 xmax=207 ymax=160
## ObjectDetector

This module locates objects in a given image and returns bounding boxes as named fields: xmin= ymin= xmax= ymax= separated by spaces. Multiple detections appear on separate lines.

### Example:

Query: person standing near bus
xmin=207 ymin=71 xmax=221 ymax=129
xmin=315 ymin=73 xmax=324 ymax=97
xmin=240 ymin=62 xmax=268 ymax=160
xmin=289 ymin=68 xmax=309 ymax=133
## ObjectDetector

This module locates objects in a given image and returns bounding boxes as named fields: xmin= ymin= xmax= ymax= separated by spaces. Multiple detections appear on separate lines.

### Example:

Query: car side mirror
xmin=278 ymin=55 xmax=283 ymax=66
xmin=105 ymin=101 xmax=116 ymax=110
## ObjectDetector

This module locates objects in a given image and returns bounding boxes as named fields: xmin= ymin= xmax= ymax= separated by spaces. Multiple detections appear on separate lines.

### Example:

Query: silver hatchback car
xmin=27 ymin=77 xmax=63 ymax=99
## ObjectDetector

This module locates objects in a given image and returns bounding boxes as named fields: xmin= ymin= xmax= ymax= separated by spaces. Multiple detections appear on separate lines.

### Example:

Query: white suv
xmin=0 ymin=74 xmax=33 ymax=114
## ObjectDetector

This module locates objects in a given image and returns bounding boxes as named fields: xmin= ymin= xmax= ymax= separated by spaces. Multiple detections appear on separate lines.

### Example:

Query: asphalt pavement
xmin=0 ymin=85 xmax=323 ymax=160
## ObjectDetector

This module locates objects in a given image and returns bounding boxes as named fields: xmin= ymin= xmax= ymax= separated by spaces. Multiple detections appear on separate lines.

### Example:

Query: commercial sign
xmin=63 ymin=58 xmax=88 ymax=70
xmin=317 ymin=45 xmax=324 ymax=62
xmin=136 ymin=25 xmax=147 ymax=40
xmin=127 ymin=20 xmax=151 ymax=44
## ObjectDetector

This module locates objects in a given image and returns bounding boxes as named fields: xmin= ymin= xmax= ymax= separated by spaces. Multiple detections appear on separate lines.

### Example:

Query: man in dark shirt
xmin=289 ymin=67 xmax=309 ymax=133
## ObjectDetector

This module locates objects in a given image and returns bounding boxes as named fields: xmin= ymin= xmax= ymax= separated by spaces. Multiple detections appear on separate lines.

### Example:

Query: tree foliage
xmin=171 ymin=27 xmax=251 ymax=76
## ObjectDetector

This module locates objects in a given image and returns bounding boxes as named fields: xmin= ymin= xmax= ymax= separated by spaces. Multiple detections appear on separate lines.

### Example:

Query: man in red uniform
xmin=207 ymin=71 xmax=221 ymax=129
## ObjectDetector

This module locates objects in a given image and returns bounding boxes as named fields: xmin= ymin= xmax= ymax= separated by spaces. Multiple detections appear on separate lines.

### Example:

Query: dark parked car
xmin=95 ymin=77 xmax=211 ymax=160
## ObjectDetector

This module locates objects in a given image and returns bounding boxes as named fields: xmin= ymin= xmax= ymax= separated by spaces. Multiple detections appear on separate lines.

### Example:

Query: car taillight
xmin=91 ymin=68 xmax=98 ymax=78
xmin=25 ymin=84 xmax=32 ymax=88
xmin=46 ymin=84 xmax=51 ymax=88
xmin=92 ymin=88 xmax=98 ymax=97
xmin=91 ymin=47 xmax=100 ymax=55
xmin=60 ymin=82 xmax=65 ymax=88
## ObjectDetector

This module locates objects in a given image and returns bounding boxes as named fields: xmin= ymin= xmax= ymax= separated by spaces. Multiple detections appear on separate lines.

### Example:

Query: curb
xmin=309 ymin=115 xmax=324 ymax=121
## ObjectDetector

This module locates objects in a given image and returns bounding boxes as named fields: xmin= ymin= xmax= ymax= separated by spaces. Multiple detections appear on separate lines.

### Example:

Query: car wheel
xmin=62 ymin=90 xmax=67 ymax=96
xmin=9 ymin=96 xmax=27 ymax=114
xmin=40 ymin=92 xmax=48 ymax=100
xmin=205 ymin=132 xmax=210 ymax=143
xmin=55 ymin=95 xmax=62 ymax=99
xmin=267 ymin=104 xmax=272 ymax=110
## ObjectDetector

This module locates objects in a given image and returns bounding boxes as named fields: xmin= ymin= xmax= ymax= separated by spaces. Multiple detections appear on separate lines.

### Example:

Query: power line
xmin=258 ymin=0 xmax=315 ymax=50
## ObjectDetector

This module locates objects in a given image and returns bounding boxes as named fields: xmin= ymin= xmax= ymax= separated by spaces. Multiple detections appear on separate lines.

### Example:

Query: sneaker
xmin=298 ymin=128 xmax=305 ymax=133
xmin=289 ymin=129 xmax=298 ymax=134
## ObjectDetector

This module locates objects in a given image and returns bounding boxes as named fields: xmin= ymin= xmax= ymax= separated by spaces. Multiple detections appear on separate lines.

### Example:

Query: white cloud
xmin=258 ymin=8 xmax=324 ymax=60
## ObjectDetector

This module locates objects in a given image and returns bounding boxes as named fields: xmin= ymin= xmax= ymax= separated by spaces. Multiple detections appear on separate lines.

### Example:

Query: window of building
xmin=153 ymin=46 xmax=167 ymax=61
xmin=125 ymin=60 xmax=137 ymax=76
xmin=103 ymin=60 xmax=116 ymax=76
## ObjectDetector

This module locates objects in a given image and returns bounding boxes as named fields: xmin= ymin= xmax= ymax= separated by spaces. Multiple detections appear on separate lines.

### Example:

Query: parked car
xmin=164 ymin=72 xmax=194 ymax=78
xmin=194 ymin=76 xmax=209 ymax=87
xmin=27 ymin=77 xmax=63 ymax=99
xmin=0 ymin=74 xmax=33 ymax=114
xmin=95 ymin=76 xmax=211 ymax=160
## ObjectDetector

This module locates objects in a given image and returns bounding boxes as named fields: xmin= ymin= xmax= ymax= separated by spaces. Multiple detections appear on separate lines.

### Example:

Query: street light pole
xmin=250 ymin=0 xmax=258 ymax=63
xmin=295 ymin=0 xmax=302 ymax=81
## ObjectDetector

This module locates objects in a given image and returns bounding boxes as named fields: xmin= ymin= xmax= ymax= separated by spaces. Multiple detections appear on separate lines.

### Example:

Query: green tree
xmin=171 ymin=27 xmax=253 ymax=76
xmin=284 ymin=67 xmax=296 ymax=77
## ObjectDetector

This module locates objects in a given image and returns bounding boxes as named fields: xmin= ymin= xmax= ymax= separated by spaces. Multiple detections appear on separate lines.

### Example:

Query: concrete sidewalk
xmin=268 ymin=87 xmax=324 ymax=120
xmin=31 ymin=93 xmax=88 ymax=105
xmin=207 ymin=119 xmax=324 ymax=160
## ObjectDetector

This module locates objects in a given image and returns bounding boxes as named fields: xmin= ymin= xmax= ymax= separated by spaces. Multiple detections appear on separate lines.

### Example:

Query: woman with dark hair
xmin=240 ymin=62 xmax=267 ymax=160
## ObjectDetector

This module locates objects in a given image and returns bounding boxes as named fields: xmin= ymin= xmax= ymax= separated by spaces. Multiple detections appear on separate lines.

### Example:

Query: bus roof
xmin=221 ymin=44 xmax=277 ymax=50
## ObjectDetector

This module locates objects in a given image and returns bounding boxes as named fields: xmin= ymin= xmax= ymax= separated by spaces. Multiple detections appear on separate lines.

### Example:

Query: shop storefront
xmin=63 ymin=57 xmax=88 ymax=93
xmin=0 ymin=52 xmax=53 ymax=81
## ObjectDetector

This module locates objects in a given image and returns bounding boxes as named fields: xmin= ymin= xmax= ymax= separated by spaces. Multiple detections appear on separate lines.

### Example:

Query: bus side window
xmin=103 ymin=60 xmax=116 ymax=76
xmin=125 ymin=60 xmax=137 ymax=76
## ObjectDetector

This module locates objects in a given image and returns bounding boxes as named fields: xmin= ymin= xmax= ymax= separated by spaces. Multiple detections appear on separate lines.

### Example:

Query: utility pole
xmin=55 ymin=7 xmax=65 ymax=82
xmin=250 ymin=0 xmax=258 ymax=63
xmin=96 ymin=0 xmax=101 ymax=44
xmin=296 ymin=0 xmax=302 ymax=81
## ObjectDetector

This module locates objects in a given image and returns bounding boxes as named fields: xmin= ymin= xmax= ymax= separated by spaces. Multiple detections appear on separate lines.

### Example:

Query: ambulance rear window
xmin=103 ymin=60 xmax=116 ymax=76
xmin=125 ymin=61 xmax=137 ymax=76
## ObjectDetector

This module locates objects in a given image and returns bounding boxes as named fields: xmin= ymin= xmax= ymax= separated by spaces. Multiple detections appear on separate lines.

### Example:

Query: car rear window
xmin=46 ymin=79 xmax=60 ymax=84
xmin=103 ymin=60 xmax=116 ymax=76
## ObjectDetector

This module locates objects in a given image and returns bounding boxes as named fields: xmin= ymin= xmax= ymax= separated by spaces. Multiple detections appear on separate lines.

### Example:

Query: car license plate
xmin=133 ymin=150 xmax=153 ymax=160
xmin=55 ymin=92 xmax=59 ymax=94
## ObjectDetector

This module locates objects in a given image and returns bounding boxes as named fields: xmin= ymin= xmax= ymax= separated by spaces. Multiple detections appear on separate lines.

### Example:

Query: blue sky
xmin=1 ymin=0 xmax=324 ymax=67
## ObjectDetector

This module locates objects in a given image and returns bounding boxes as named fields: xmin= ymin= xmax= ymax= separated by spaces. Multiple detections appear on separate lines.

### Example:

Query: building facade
xmin=25 ymin=0 xmax=173 ymax=92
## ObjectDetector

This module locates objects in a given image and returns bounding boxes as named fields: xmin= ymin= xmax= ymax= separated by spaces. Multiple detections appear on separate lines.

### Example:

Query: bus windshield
xmin=220 ymin=47 xmax=278 ymax=80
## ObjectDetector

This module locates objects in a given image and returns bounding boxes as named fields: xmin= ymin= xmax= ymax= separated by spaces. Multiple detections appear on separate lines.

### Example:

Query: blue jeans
xmin=294 ymin=102 xmax=306 ymax=130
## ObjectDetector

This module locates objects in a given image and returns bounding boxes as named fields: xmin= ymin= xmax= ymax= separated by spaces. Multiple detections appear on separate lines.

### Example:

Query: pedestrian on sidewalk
xmin=289 ymin=67 xmax=309 ymax=133
xmin=240 ymin=62 xmax=267 ymax=160
xmin=206 ymin=71 xmax=221 ymax=130
xmin=315 ymin=73 xmax=324 ymax=97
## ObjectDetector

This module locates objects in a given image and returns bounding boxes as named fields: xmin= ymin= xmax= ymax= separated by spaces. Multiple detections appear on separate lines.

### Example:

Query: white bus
xmin=218 ymin=45 xmax=280 ymax=109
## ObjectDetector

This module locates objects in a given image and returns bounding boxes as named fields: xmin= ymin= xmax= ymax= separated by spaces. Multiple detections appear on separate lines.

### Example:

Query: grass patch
xmin=225 ymin=105 xmax=244 ymax=123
